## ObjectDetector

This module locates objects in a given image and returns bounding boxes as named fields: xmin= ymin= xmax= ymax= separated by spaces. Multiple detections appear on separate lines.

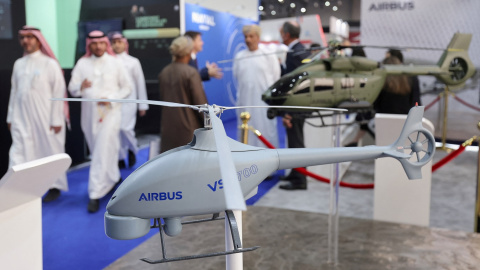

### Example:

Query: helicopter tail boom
xmin=384 ymin=33 xmax=475 ymax=87
xmin=275 ymin=106 xmax=434 ymax=180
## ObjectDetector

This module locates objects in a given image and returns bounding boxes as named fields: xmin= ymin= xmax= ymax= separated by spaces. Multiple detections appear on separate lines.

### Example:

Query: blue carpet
xmin=42 ymin=117 xmax=285 ymax=270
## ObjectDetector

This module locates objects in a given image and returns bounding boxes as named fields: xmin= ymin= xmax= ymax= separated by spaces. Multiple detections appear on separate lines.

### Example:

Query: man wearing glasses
xmin=7 ymin=26 xmax=69 ymax=202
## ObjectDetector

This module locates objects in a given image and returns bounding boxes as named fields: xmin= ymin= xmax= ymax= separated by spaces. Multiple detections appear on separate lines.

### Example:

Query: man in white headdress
xmin=68 ymin=30 xmax=131 ymax=213
xmin=110 ymin=32 xmax=148 ymax=168
xmin=233 ymin=24 xmax=281 ymax=147
xmin=7 ymin=26 xmax=69 ymax=202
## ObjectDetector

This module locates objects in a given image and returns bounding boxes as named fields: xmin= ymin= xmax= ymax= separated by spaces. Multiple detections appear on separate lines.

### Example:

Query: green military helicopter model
xmin=262 ymin=33 xmax=475 ymax=119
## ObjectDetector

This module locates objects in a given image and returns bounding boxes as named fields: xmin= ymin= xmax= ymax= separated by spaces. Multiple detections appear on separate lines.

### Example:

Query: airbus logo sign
xmin=369 ymin=1 xmax=414 ymax=11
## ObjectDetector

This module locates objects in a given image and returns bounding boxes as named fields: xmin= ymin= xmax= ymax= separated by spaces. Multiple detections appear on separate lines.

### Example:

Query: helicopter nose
xmin=263 ymin=94 xmax=287 ymax=106
xmin=262 ymin=87 xmax=287 ymax=105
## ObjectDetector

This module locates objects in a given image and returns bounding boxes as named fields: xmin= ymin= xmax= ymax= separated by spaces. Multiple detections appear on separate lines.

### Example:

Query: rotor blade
xmin=222 ymin=105 xmax=348 ymax=112
xmin=51 ymin=98 xmax=202 ymax=110
xmin=208 ymin=106 xmax=246 ymax=211
xmin=217 ymin=50 xmax=293 ymax=64
xmin=338 ymin=45 xmax=445 ymax=51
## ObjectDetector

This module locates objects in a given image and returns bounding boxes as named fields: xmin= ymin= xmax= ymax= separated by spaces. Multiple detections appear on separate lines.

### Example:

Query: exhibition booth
xmin=0 ymin=0 xmax=479 ymax=269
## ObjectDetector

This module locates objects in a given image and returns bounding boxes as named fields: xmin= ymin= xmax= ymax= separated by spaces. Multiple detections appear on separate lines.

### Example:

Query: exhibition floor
xmin=106 ymin=206 xmax=480 ymax=270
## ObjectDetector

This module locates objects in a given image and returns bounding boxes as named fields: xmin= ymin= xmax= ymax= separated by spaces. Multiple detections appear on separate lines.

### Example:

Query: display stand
xmin=0 ymin=154 xmax=72 ymax=270
xmin=327 ymin=113 xmax=341 ymax=265
xmin=475 ymin=126 xmax=480 ymax=232
xmin=439 ymin=86 xmax=452 ymax=151
xmin=374 ymin=114 xmax=433 ymax=226
xmin=225 ymin=112 xmax=251 ymax=270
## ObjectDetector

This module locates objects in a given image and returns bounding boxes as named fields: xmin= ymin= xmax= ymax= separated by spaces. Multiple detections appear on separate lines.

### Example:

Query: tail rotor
xmin=390 ymin=106 xmax=435 ymax=179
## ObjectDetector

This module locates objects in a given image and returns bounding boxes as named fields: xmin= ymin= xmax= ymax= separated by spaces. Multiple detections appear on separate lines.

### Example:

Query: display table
xmin=105 ymin=206 xmax=480 ymax=269
xmin=0 ymin=154 xmax=72 ymax=270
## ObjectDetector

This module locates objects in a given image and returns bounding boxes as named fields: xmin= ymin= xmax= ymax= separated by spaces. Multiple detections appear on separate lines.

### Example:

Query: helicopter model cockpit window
xmin=313 ymin=78 xmax=334 ymax=92
xmin=270 ymin=72 xmax=309 ymax=97
xmin=293 ymin=78 xmax=310 ymax=95
xmin=341 ymin=77 xmax=355 ymax=89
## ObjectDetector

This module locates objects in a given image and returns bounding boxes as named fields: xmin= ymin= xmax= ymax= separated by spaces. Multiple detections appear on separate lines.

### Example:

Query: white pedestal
xmin=0 ymin=154 xmax=71 ymax=270
xmin=374 ymin=114 xmax=434 ymax=226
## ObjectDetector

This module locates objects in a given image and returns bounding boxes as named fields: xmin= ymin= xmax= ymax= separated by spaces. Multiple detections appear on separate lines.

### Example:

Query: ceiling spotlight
xmin=313 ymin=2 xmax=319 ymax=8
xmin=271 ymin=10 xmax=276 ymax=15
xmin=337 ymin=0 xmax=342 ymax=6
xmin=325 ymin=1 xmax=330 ymax=6
xmin=333 ymin=6 xmax=338 ymax=11
xmin=301 ymin=7 xmax=306 ymax=13
xmin=290 ymin=3 xmax=296 ymax=8
xmin=278 ymin=0 xmax=284 ymax=2
xmin=259 ymin=5 xmax=264 ymax=11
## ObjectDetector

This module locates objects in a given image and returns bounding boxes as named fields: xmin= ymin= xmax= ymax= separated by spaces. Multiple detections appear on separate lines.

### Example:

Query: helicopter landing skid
xmin=141 ymin=210 xmax=260 ymax=264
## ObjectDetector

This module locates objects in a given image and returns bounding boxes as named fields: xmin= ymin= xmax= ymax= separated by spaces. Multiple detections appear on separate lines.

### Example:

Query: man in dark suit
xmin=279 ymin=21 xmax=310 ymax=190
xmin=184 ymin=31 xmax=223 ymax=81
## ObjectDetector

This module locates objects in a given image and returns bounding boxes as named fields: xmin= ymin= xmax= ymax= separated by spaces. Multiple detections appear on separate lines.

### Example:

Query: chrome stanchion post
xmin=475 ymin=123 xmax=480 ymax=232
xmin=240 ymin=112 xmax=251 ymax=144
xmin=441 ymin=86 xmax=450 ymax=151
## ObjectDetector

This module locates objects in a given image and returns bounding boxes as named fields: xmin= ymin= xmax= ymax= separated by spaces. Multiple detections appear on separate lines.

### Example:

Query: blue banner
xmin=185 ymin=3 xmax=256 ymax=120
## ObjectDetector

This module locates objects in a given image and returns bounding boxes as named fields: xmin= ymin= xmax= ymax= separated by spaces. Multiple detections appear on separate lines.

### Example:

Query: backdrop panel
xmin=360 ymin=0 xmax=480 ymax=141
xmin=185 ymin=3 xmax=256 ymax=120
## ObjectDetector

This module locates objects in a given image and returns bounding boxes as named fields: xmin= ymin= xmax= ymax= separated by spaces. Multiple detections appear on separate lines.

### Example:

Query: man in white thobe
xmin=233 ymin=25 xmax=281 ymax=147
xmin=7 ymin=26 xmax=69 ymax=202
xmin=68 ymin=30 xmax=131 ymax=213
xmin=110 ymin=32 xmax=148 ymax=168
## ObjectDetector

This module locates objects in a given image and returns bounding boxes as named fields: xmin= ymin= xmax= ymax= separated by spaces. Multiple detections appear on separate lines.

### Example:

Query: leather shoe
xmin=279 ymin=175 xmax=294 ymax=181
xmin=279 ymin=182 xmax=307 ymax=190
xmin=128 ymin=150 xmax=136 ymax=168
xmin=87 ymin=199 xmax=100 ymax=213
xmin=118 ymin=160 xmax=126 ymax=169
xmin=43 ymin=188 xmax=61 ymax=202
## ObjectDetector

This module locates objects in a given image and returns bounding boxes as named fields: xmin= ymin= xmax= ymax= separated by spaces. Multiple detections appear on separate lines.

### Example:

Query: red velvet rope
xmin=453 ymin=95 xmax=480 ymax=112
xmin=432 ymin=145 xmax=466 ymax=172
xmin=256 ymin=133 xmax=374 ymax=189
xmin=424 ymin=95 xmax=441 ymax=111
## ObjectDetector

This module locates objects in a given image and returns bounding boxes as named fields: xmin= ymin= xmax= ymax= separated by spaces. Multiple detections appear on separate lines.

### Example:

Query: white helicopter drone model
xmin=55 ymin=98 xmax=434 ymax=264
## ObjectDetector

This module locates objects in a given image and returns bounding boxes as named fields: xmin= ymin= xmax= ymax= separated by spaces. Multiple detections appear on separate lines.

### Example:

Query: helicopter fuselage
xmin=106 ymin=127 xmax=395 ymax=220
xmin=262 ymin=57 xmax=387 ymax=113
xmin=262 ymin=33 xmax=475 ymax=115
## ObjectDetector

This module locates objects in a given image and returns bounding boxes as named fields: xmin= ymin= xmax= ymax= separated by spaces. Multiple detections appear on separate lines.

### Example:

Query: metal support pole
xmin=475 ymin=124 xmax=480 ymax=232
xmin=441 ymin=86 xmax=450 ymax=151
xmin=328 ymin=112 xmax=340 ymax=265
xmin=225 ymin=112 xmax=251 ymax=270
